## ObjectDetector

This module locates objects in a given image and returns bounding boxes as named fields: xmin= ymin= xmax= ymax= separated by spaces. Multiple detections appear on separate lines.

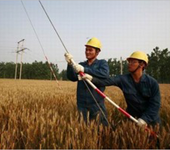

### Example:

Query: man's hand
xmin=64 ymin=53 xmax=73 ymax=64
xmin=137 ymin=118 xmax=147 ymax=127
xmin=82 ymin=73 xmax=93 ymax=81
xmin=73 ymin=63 xmax=84 ymax=73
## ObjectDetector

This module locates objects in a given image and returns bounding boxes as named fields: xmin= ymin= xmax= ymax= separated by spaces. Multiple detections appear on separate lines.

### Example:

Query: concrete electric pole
xmin=14 ymin=39 xmax=29 ymax=79
xmin=120 ymin=57 xmax=123 ymax=75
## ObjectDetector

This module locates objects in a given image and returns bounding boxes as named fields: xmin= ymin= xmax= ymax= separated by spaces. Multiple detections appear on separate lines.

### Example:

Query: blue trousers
xmin=77 ymin=102 xmax=108 ymax=126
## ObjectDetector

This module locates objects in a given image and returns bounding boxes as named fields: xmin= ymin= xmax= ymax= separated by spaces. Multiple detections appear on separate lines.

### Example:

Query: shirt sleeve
xmin=92 ymin=75 xmax=122 ymax=87
xmin=140 ymin=80 xmax=161 ymax=124
xmin=66 ymin=64 xmax=78 ymax=81
xmin=84 ymin=60 xmax=109 ymax=79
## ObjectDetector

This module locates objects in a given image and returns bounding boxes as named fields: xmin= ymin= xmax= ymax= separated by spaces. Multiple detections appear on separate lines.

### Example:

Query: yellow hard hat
xmin=127 ymin=51 xmax=148 ymax=65
xmin=85 ymin=37 xmax=102 ymax=50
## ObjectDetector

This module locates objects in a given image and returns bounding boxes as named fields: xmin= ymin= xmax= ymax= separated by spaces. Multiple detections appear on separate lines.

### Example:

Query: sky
xmin=0 ymin=0 xmax=170 ymax=72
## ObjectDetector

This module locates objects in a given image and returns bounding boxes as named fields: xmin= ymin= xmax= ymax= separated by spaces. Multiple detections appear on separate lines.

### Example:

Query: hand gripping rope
xmin=38 ymin=0 xmax=158 ymax=138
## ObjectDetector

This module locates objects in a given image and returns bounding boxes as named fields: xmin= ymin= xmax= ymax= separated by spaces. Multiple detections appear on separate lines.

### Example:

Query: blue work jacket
xmin=92 ymin=73 xmax=161 ymax=124
xmin=67 ymin=59 xmax=109 ymax=106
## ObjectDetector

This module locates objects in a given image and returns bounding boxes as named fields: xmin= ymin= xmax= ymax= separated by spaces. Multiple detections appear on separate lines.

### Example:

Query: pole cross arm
xmin=18 ymin=39 xmax=25 ymax=43
xmin=17 ymin=48 xmax=29 ymax=53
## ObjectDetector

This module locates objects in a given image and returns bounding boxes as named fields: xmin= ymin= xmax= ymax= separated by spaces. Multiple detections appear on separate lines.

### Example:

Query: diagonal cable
xmin=21 ymin=0 xmax=60 ymax=85
xmin=83 ymin=80 xmax=110 ymax=126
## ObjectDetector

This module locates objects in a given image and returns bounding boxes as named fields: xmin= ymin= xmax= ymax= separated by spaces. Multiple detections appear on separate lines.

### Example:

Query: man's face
xmin=127 ymin=58 xmax=140 ymax=72
xmin=85 ymin=46 xmax=98 ymax=60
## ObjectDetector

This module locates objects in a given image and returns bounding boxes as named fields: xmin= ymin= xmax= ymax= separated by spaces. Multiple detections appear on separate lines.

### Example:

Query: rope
xmin=39 ymin=0 xmax=68 ymax=53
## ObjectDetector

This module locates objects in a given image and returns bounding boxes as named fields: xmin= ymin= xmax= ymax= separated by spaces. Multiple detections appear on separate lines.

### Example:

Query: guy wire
xmin=21 ymin=0 xmax=60 ymax=85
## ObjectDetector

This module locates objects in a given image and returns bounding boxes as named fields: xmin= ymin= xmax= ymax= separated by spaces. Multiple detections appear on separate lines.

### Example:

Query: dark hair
xmin=95 ymin=48 xmax=101 ymax=53
xmin=138 ymin=60 xmax=146 ymax=70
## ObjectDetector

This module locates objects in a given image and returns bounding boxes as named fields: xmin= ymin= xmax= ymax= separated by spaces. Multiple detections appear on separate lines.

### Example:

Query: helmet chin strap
xmin=131 ymin=64 xmax=141 ymax=74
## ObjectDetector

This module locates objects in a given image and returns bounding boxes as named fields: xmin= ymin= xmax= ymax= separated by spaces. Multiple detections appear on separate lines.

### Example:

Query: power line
xmin=21 ymin=0 xmax=59 ymax=84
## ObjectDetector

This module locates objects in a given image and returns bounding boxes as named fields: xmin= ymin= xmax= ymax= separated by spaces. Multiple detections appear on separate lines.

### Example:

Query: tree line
xmin=0 ymin=61 xmax=67 ymax=81
xmin=0 ymin=47 xmax=170 ymax=83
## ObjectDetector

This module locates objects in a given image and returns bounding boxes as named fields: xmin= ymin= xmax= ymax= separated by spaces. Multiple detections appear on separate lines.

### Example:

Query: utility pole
xmin=15 ymin=39 xmax=24 ymax=79
xmin=120 ymin=57 xmax=123 ymax=75
xmin=19 ymin=48 xmax=29 ymax=79
xmin=14 ymin=39 xmax=29 ymax=79
xmin=19 ymin=39 xmax=24 ymax=79
xmin=14 ymin=43 xmax=19 ymax=79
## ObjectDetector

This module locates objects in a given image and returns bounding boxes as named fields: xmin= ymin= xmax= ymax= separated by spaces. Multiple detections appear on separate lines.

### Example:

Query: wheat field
xmin=0 ymin=79 xmax=170 ymax=149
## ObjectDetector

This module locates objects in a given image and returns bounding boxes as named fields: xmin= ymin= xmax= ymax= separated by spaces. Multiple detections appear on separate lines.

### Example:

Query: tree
xmin=147 ymin=47 xmax=161 ymax=81
xmin=147 ymin=47 xmax=170 ymax=83
xmin=59 ymin=69 xmax=68 ymax=80
xmin=107 ymin=58 xmax=128 ymax=77
xmin=0 ymin=62 xmax=15 ymax=78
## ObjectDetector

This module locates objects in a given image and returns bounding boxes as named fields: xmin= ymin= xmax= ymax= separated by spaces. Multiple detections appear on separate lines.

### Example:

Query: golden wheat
xmin=0 ymin=79 xmax=170 ymax=149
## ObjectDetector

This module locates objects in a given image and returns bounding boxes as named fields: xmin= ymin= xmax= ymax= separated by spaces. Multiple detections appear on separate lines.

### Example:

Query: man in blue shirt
xmin=64 ymin=37 xmax=110 ymax=126
xmin=78 ymin=51 xmax=161 ymax=127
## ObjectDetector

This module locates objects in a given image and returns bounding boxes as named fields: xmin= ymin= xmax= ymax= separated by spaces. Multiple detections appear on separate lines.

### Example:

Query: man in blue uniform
xmin=78 ymin=51 xmax=161 ymax=127
xmin=64 ymin=37 xmax=109 ymax=126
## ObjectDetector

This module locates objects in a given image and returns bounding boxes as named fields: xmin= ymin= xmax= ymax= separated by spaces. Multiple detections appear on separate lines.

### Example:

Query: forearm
xmin=85 ymin=68 xmax=109 ymax=79
xmin=92 ymin=77 xmax=117 ymax=87
xmin=67 ymin=64 xmax=78 ymax=81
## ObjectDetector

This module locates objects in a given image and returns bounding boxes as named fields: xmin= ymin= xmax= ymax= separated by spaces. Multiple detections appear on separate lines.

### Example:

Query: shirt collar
xmin=140 ymin=74 xmax=147 ymax=82
xmin=85 ymin=59 xmax=98 ymax=65
xmin=129 ymin=73 xmax=147 ymax=83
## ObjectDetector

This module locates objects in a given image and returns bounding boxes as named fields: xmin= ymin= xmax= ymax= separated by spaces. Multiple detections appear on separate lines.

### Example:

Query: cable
xmin=83 ymin=80 xmax=110 ymax=126
xmin=39 ymin=0 xmax=68 ymax=53
xmin=21 ymin=0 xmax=59 ymax=84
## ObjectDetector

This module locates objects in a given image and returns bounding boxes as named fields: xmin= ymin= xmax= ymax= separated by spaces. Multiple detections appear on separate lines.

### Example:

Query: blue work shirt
xmin=67 ymin=59 xmax=109 ymax=106
xmin=92 ymin=73 xmax=161 ymax=125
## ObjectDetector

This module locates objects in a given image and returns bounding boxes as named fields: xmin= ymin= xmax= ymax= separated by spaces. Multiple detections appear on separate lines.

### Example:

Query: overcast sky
xmin=0 ymin=0 xmax=170 ymax=71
